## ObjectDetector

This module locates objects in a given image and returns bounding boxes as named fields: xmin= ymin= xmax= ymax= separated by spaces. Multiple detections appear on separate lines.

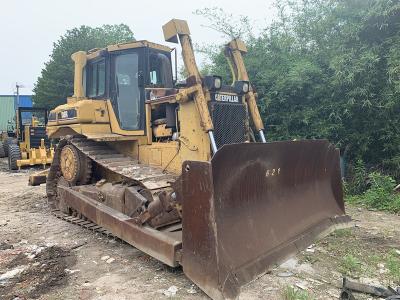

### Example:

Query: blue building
xmin=0 ymin=95 xmax=33 ymax=132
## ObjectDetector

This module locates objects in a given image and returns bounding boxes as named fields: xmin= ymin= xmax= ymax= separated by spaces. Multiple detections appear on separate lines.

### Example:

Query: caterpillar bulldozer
xmin=45 ymin=19 xmax=349 ymax=299
xmin=5 ymin=107 xmax=54 ymax=170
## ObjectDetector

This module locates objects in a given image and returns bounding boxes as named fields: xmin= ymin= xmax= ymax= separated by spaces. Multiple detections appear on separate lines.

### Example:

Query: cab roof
xmin=86 ymin=40 xmax=172 ymax=60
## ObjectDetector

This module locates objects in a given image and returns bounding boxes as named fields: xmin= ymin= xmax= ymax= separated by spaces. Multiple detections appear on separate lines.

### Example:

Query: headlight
xmin=203 ymin=75 xmax=222 ymax=90
xmin=234 ymin=80 xmax=250 ymax=94
xmin=214 ymin=77 xmax=222 ymax=89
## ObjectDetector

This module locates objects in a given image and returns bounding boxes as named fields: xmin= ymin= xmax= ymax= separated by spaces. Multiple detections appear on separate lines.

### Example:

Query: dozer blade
xmin=181 ymin=140 xmax=350 ymax=300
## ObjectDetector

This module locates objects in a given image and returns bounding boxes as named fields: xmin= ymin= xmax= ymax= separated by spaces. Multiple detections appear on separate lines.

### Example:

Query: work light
xmin=203 ymin=75 xmax=222 ymax=90
xmin=234 ymin=80 xmax=250 ymax=94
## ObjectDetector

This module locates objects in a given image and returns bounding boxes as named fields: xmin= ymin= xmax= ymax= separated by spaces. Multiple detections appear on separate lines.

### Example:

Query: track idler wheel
xmin=60 ymin=144 xmax=92 ymax=185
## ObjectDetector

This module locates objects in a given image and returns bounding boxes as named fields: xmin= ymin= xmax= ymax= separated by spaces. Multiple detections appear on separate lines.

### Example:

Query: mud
xmin=1 ymin=245 xmax=76 ymax=299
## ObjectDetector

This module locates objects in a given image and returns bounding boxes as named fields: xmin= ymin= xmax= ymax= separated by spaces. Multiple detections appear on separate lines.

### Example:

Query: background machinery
xmin=6 ymin=107 xmax=54 ymax=170
xmin=45 ymin=19 xmax=349 ymax=299
xmin=0 ymin=117 xmax=17 ymax=158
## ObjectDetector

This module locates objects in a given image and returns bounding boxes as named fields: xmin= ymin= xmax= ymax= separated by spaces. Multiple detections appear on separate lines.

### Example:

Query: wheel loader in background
xmin=0 ymin=116 xmax=17 ymax=158
xmin=45 ymin=19 xmax=349 ymax=299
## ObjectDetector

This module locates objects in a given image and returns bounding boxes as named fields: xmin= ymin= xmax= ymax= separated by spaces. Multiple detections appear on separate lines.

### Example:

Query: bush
xmin=345 ymin=159 xmax=368 ymax=195
xmin=347 ymin=171 xmax=400 ymax=213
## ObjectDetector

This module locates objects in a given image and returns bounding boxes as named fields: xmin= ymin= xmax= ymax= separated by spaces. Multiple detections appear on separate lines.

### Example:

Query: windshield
xmin=20 ymin=110 xmax=46 ymax=126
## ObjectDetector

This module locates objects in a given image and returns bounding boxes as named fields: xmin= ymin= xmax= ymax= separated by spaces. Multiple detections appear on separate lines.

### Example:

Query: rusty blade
xmin=181 ymin=140 xmax=350 ymax=300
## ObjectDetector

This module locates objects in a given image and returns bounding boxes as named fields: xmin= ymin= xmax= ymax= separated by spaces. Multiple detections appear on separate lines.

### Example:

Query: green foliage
xmin=281 ymin=286 xmax=314 ymax=300
xmin=347 ymin=172 xmax=400 ymax=213
xmin=198 ymin=1 xmax=400 ymax=178
xmin=33 ymin=24 xmax=134 ymax=109
xmin=340 ymin=254 xmax=362 ymax=276
xmin=331 ymin=228 xmax=353 ymax=238
xmin=386 ymin=250 xmax=400 ymax=284
xmin=346 ymin=159 xmax=368 ymax=195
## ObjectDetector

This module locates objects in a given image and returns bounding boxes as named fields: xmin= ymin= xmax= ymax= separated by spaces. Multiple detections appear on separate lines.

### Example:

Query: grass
xmin=331 ymin=228 xmax=353 ymax=238
xmin=386 ymin=250 xmax=400 ymax=284
xmin=281 ymin=286 xmax=314 ymax=300
xmin=339 ymin=254 xmax=362 ymax=276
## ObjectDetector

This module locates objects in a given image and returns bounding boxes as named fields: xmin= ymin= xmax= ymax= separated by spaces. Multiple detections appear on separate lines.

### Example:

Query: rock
xmin=379 ymin=268 xmax=388 ymax=274
xmin=163 ymin=285 xmax=178 ymax=297
xmin=0 ymin=266 xmax=27 ymax=283
xmin=187 ymin=285 xmax=197 ymax=294
xmin=101 ymin=255 xmax=110 ymax=261
xmin=65 ymin=269 xmax=80 ymax=274
xmin=295 ymin=282 xmax=308 ymax=290
xmin=395 ymin=249 xmax=400 ymax=256
xmin=280 ymin=258 xmax=298 ymax=269
xmin=277 ymin=271 xmax=294 ymax=277
xmin=106 ymin=258 xmax=115 ymax=264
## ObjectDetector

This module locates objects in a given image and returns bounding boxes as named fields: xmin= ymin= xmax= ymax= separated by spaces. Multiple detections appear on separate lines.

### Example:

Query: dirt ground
xmin=0 ymin=158 xmax=399 ymax=300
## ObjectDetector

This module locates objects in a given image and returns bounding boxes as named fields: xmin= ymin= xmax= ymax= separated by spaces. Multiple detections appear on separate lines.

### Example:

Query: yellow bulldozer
xmin=6 ymin=107 xmax=54 ymax=170
xmin=45 ymin=19 xmax=349 ymax=299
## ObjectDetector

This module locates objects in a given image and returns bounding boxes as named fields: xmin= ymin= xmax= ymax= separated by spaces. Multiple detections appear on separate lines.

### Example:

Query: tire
xmin=0 ymin=141 xmax=5 ymax=158
xmin=4 ymin=138 xmax=17 ymax=157
xmin=8 ymin=144 xmax=21 ymax=170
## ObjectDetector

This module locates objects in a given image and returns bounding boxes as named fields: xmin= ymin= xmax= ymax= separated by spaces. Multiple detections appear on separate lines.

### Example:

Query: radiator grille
xmin=208 ymin=102 xmax=248 ymax=149
xmin=29 ymin=127 xmax=50 ymax=148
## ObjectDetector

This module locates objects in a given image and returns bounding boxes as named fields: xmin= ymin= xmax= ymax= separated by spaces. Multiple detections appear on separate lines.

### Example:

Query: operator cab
xmin=84 ymin=41 xmax=175 ymax=131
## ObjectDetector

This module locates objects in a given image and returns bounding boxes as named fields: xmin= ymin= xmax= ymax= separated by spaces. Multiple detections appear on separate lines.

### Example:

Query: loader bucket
xmin=181 ymin=140 xmax=350 ymax=300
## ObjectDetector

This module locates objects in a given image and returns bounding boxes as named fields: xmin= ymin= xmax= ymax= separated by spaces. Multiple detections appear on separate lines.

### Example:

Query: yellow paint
xmin=46 ymin=20 xmax=263 ymax=179
xmin=106 ymin=100 xmax=145 ymax=136
xmin=71 ymin=51 xmax=87 ymax=99
xmin=153 ymin=124 xmax=172 ymax=138
xmin=226 ymin=39 xmax=264 ymax=131
xmin=139 ymin=142 xmax=181 ymax=173
xmin=86 ymin=40 xmax=171 ymax=61
xmin=17 ymin=121 xmax=54 ymax=169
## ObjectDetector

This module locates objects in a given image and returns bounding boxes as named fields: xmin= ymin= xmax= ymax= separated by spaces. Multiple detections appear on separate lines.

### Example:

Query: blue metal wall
xmin=0 ymin=95 xmax=33 ymax=132
xmin=14 ymin=95 xmax=33 ymax=108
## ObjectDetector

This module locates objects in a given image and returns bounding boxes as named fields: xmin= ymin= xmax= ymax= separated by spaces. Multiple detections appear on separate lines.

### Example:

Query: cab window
xmin=112 ymin=52 xmax=141 ymax=130
xmin=149 ymin=52 xmax=173 ymax=88
xmin=87 ymin=59 xmax=106 ymax=98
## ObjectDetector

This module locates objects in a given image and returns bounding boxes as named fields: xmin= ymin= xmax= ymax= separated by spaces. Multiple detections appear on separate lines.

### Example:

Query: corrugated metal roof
xmin=0 ymin=96 xmax=16 ymax=132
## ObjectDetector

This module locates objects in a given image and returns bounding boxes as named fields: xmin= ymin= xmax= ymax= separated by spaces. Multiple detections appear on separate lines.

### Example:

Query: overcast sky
xmin=0 ymin=0 xmax=276 ymax=95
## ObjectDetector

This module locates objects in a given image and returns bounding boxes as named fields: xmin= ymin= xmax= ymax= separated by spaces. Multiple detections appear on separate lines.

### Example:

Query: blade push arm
xmin=162 ymin=19 xmax=218 ymax=154
xmin=225 ymin=39 xmax=267 ymax=142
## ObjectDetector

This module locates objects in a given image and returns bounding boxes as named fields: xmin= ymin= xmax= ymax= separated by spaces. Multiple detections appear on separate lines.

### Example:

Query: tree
xmin=197 ymin=1 xmax=400 ymax=178
xmin=33 ymin=24 xmax=134 ymax=109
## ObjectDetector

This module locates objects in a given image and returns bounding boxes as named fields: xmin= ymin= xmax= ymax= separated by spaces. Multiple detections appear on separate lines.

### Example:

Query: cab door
xmin=109 ymin=50 xmax=145 ymax=132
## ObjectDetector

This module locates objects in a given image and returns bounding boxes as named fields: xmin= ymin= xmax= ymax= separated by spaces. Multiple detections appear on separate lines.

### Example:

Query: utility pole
xmin=15 ymin=83 xmax=24 ymax=107
xmin=16 ymin=83 xmax=20 ymax=107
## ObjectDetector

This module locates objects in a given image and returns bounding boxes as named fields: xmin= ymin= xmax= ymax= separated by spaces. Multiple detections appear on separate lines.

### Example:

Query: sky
xmin=0 ymin=0 xmax=276 ymax=95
